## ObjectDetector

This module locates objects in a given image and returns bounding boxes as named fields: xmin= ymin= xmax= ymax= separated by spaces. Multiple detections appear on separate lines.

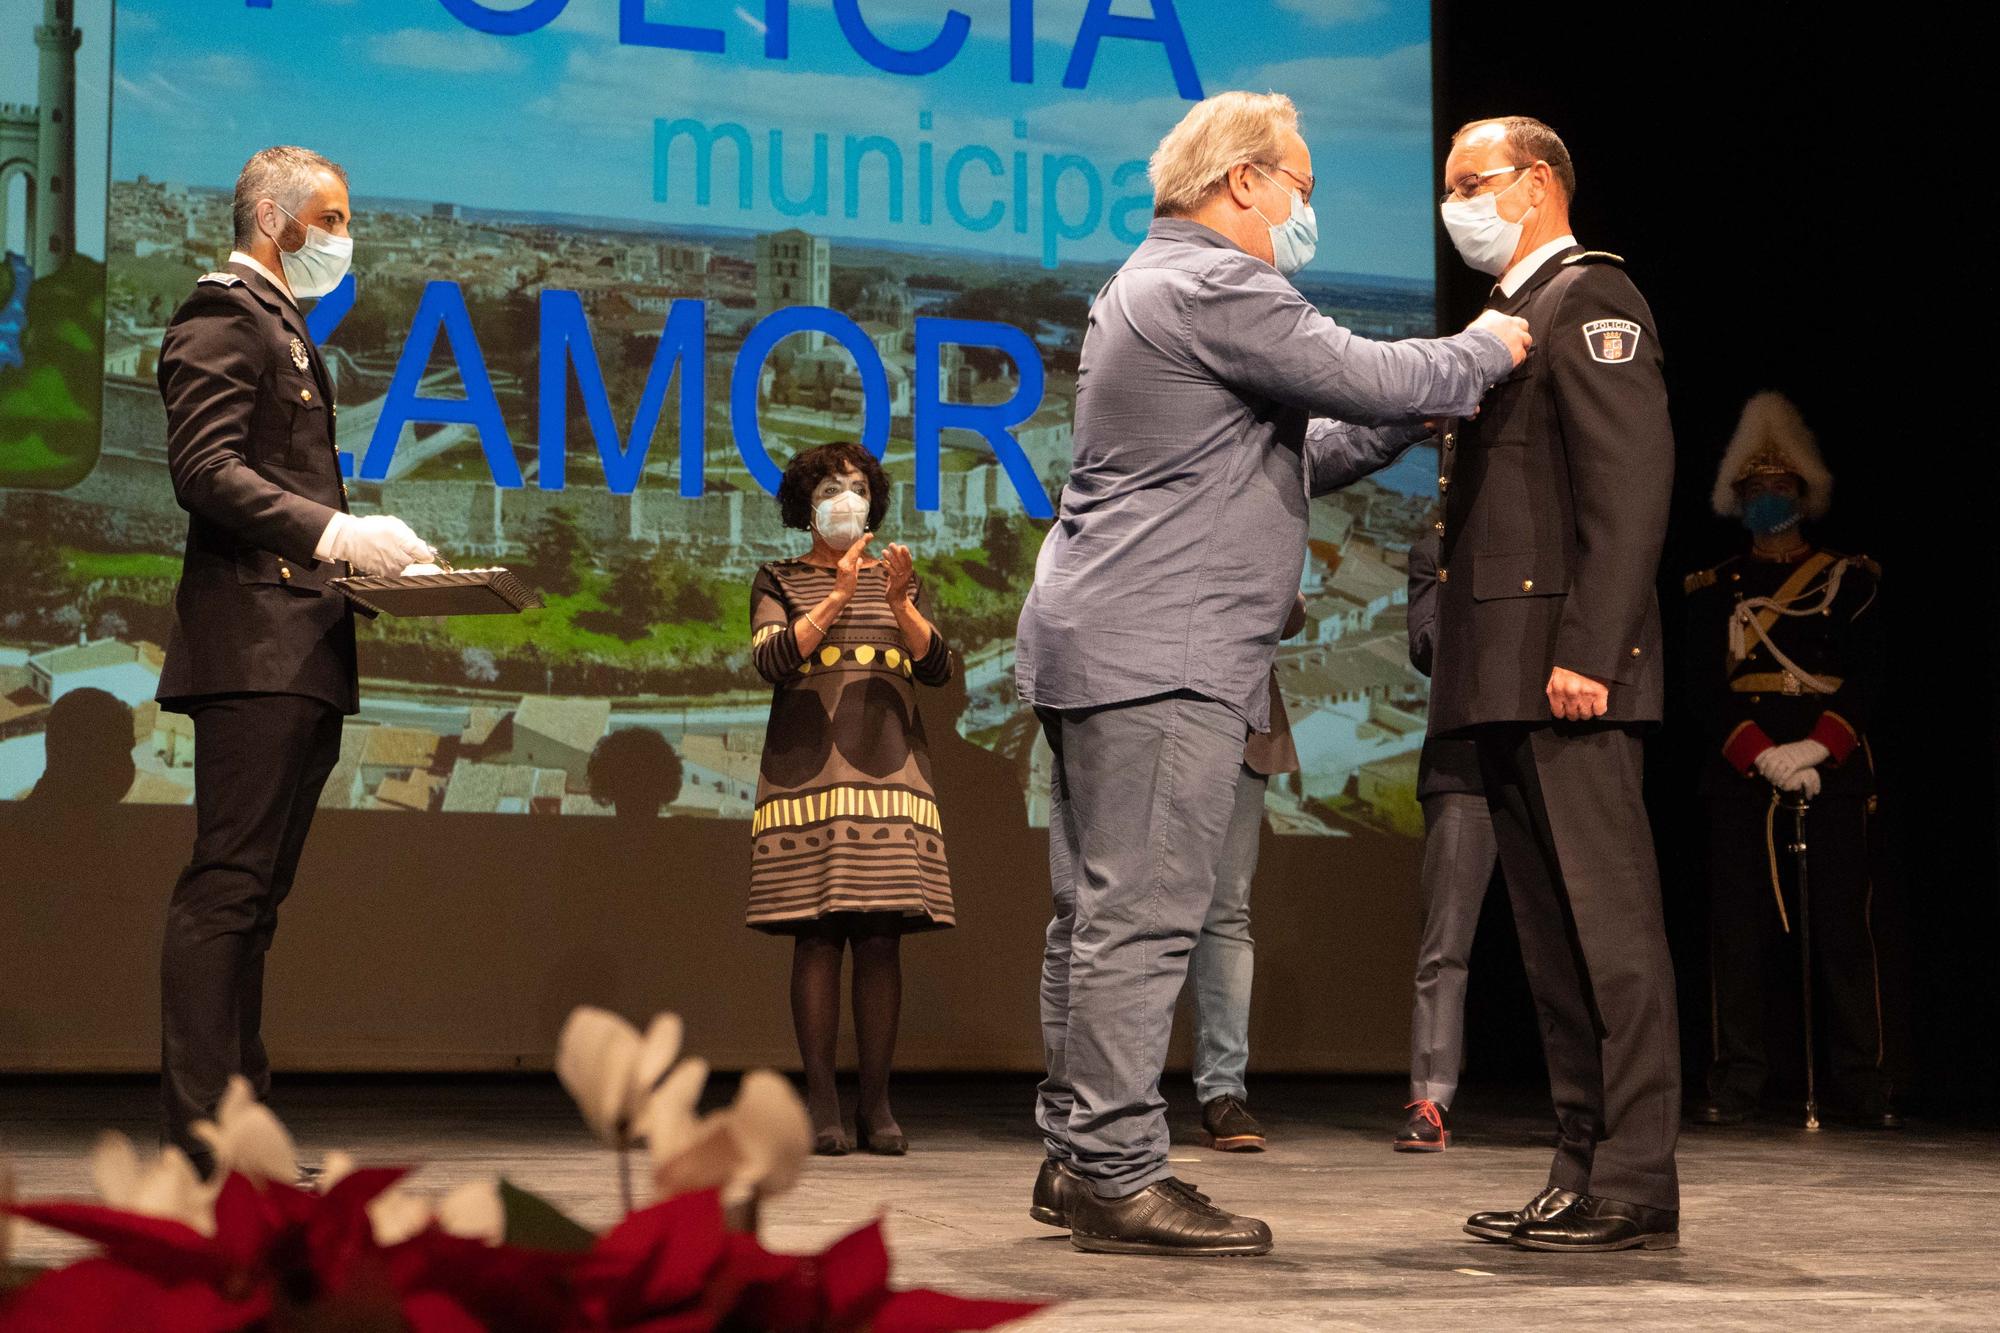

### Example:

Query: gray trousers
xmin=1037 ymin=692 xmax=1248 ymax=1198
xmin=1408 ymin=791 xmax=1499 ymax=1108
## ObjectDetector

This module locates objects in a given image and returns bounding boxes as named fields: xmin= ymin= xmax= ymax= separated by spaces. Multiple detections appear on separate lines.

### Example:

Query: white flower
xmin=723 ymin=1071 xmax=813 ymax=1202
xmin=638 ymin=1056 xmax=712 ymax=1168
xmin=648 ymin=1069 xmax=812 ymax=1206
xmin=435 ymin=1179 xmax=505 ymax=1245
xmin=321 ymin=1154 xmax=505 ymax=1248
xmin=89 ymin=1133 xmax=217 ymax=1235
xmin=191 ymin=1077 xmax=298 ymax=1186
xmin=556 ymin=1008 xmax=683 ymax=1147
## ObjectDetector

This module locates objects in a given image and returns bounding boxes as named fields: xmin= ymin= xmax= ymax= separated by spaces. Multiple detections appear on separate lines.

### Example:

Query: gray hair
xmin=232 ymin=145 xmax=348 ymax=245
xmin=1148 ymin=91 xmax=1300 ymax=217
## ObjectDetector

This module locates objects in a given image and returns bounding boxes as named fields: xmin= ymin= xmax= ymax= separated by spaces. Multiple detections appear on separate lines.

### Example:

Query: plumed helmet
xmin=1711 ymin=391 xmax=1832 ymax=520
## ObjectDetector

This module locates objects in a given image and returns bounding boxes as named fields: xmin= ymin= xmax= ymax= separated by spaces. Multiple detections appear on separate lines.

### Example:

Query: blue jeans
xmin=1037 ymin=692 xmax=1248 ymax=1198
xmin=1190 ymin=766 xmax=1265 ymax=1104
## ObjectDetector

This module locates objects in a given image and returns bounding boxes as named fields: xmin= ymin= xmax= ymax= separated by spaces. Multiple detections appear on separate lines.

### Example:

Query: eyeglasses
xmin=1258 ymin=163 xmax=1316 ymax=207
xmin=1441 ymin=162 xmax=1534 ymax=205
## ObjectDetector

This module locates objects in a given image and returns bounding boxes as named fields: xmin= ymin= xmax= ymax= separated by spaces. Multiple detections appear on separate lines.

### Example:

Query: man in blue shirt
xmin=1020 ymin=91 xmax=1529 ymax=1258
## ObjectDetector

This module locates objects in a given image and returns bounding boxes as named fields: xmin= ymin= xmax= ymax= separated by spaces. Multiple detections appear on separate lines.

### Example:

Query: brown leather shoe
xmin=1068 ymin=1177 xmax=1272 ymax=1257
xmin=1463 ymin=1185 xmax=1581 ymax=1242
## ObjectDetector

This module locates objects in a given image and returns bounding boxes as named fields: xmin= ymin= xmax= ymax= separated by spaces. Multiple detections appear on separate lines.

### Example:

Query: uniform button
xmin=301 ymin=389 xmax=312 ymax=402
xmin=1438 ymin=477 xmax=1450 ymax=492
xmin=1750 ymin=695 xmax=1761 ymax=704
xmin=1437 ymin=568 xmax=1450 ymax=583
xmin=1443 ymin=439 xmax=1455 ymax=452
xmin=280 ymin=566 xmax=292 ymax=580
xmin=341 ymin=483 xmax=350 ymax=498
xmin=1521 ymin=578 xmax=1534 ymax=592
xmin=1433 ymin=520 xmax=1444 ymax=534
xmin=1631 ymin=646 xmax=1642 ymax=657
xmin=1443 ymin=432 xmax=1456 ymax=445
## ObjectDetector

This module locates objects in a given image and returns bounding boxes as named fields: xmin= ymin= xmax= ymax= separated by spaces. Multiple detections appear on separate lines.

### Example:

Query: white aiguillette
xmin=330 ymin=559 xmax=544 ymax=618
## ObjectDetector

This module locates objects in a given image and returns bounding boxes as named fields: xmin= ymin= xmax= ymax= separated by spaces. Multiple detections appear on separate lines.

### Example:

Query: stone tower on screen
xmin=0 ymin=0 xmax=80 ymax=274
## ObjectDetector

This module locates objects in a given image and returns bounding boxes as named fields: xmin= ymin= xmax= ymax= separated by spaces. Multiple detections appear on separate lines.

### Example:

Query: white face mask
xmin=1439 ymin=172 xmax=1534 ymax=277
xmin=813 ymin=491 xmax=870 ymax=546
xmin=1251 ymin=167 xmax=1318 ymax=277
xmin=270 ymin=202 xmax=354 ymax=299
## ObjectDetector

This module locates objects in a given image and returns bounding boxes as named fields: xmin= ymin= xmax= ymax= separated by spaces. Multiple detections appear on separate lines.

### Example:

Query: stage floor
xmin=4 ymin=1075 xmax=1995 ymax=1330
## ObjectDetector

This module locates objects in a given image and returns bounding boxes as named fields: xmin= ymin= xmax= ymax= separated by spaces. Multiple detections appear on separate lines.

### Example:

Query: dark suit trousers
xmin=162 ymin=693 xmax=343 ymax=1162
xmin=1706 ymin=791 xmax=1889 ymax=1112
xmin=1475 ymin=723 xmax=1680 ymax=1211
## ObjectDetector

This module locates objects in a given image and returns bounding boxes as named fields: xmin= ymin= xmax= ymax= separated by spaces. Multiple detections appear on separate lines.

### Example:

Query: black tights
xmin=790 ymin=913 xmax=904 ymax=1136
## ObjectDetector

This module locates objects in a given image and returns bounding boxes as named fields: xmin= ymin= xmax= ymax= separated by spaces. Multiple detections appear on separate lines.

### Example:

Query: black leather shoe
xmin=1200 ymin=1095 xmax=1267 ymax=1152
xmin=1510 ymin=1194 xmax=1679 ymax=1252
xmin=1463 ymin=1186 xmax=1580 ymax=1242
xmin=1068 ymin=1177 xmax=1272 ymax=1257
xmin=1031 ymin=1156 xmax=1085 ymax=1228
xmin=1394 ymin=1100 xmax=1450 ymax=1152
xmin=1691 ymin=1099 xmax=1753 ymax=1126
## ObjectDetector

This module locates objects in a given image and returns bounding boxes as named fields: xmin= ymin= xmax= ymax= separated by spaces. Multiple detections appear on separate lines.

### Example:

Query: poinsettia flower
xmin=190 ymin=1078 xmax=297 ymax=1186
xmin=89 ymin=1132 xmax=218 ymax=1236
xmin=319 ymin=1155 xmax=507 ymax=1250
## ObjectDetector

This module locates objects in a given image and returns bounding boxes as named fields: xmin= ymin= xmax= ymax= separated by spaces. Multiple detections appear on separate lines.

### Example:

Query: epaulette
xmin=1562 ymin=250 xmax=1625 ymax=266
xmin=1683 ymin=554 xmax=1739 ymax=595
xmin=196 ymin=272 xmax=243 ymax=287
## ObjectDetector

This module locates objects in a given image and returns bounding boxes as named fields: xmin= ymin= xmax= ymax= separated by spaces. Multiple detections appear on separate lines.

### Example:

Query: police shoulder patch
xmin=1582 ymin=317 xmax=1642 ymax=364
xmin=196 ymin=272 xmax=243 ymax=287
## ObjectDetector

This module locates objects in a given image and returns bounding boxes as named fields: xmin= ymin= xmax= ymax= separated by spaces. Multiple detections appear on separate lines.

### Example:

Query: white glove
xmin=317 ymin=512 xmax=436 ymax=577
xmin=1774 ymin=765 xmax=1822 ymax=799
xmin=1755 ymin=738 xmax=1831 ymax=788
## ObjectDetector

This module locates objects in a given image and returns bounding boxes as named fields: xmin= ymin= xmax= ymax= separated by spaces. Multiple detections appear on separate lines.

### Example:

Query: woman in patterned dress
xmin=748 ymin=442 xmax=955 ymax=1156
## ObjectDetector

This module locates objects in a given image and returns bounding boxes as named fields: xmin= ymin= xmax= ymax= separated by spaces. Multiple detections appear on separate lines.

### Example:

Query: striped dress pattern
xmin=746 ymin=559 xmax=956 ymax=933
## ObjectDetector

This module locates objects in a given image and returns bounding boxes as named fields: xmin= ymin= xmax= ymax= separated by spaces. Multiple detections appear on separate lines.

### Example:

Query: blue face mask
xmin=1252 ymin=167 xmax=1318 ymax=277
xmin=1742 ymin=492 xmax=1802 ymax=536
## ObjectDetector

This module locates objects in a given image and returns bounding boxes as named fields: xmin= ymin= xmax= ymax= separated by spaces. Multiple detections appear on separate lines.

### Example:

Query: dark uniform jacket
xmin=1408 ymin=533 xmax=1481 ymax=798
xmin=155 ymin=260 xmax=359 ymax=715
xmin=1683 ymin=547 xmax=1882 ymax=797
xmin=1428 ymin=245 xmax=1675 ymax=733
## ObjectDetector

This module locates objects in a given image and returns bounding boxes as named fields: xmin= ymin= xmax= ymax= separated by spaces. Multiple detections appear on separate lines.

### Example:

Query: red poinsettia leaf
xmin=866 ymin=1290 xmax=1047 ymax=1333
xmin=209 ymin=1174 xmax=277 ymax=1271
xmin=717 ymin=1242 xmax=821 ymax=1333
xmin=0 ymin=1257 xmax=267 ymax=1333
xmin=817 ymin=1220 xmax=892 ymax=1324
xmin=397 ymin=1289 xmax=488 ymax=1333
xmin=306 ymin=1167 xmax=412 ymax=1292
xmin=2 ymin=1202 xmax=226 ymax=1285
xmin=577 ymin=1190 xmax=730 ymax=1320
xmin=384 ymin=1231 xmax=577 ymax=1333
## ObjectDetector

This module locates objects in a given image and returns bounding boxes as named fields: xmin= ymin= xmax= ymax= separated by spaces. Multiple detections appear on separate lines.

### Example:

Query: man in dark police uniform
xmin=155 ymin=146 xmax=437 ymax=1170
xmin=1429 ymin=116 xmax=1681 ymax=1251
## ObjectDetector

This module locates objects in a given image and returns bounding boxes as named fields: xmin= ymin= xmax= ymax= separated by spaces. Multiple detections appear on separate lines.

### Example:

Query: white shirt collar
xmin=1498 ymin=233 xmax=1579 ymax=298
xmin=227 ymin=250 xmax=296 ymax=306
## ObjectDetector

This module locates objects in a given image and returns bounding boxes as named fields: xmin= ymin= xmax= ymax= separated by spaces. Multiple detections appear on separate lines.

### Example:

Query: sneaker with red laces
xmin=1394 ymin=1099 xmax=1450 ymax=1152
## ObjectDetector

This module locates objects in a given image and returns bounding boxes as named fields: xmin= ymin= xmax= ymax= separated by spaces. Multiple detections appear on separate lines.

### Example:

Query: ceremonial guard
xmin=1684 ymin=391 xmax=1897 ymax=1129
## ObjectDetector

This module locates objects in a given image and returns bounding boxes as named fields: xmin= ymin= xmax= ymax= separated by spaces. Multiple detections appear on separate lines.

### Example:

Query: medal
xmin=289 ymin=337 xmax=309 ymax=371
